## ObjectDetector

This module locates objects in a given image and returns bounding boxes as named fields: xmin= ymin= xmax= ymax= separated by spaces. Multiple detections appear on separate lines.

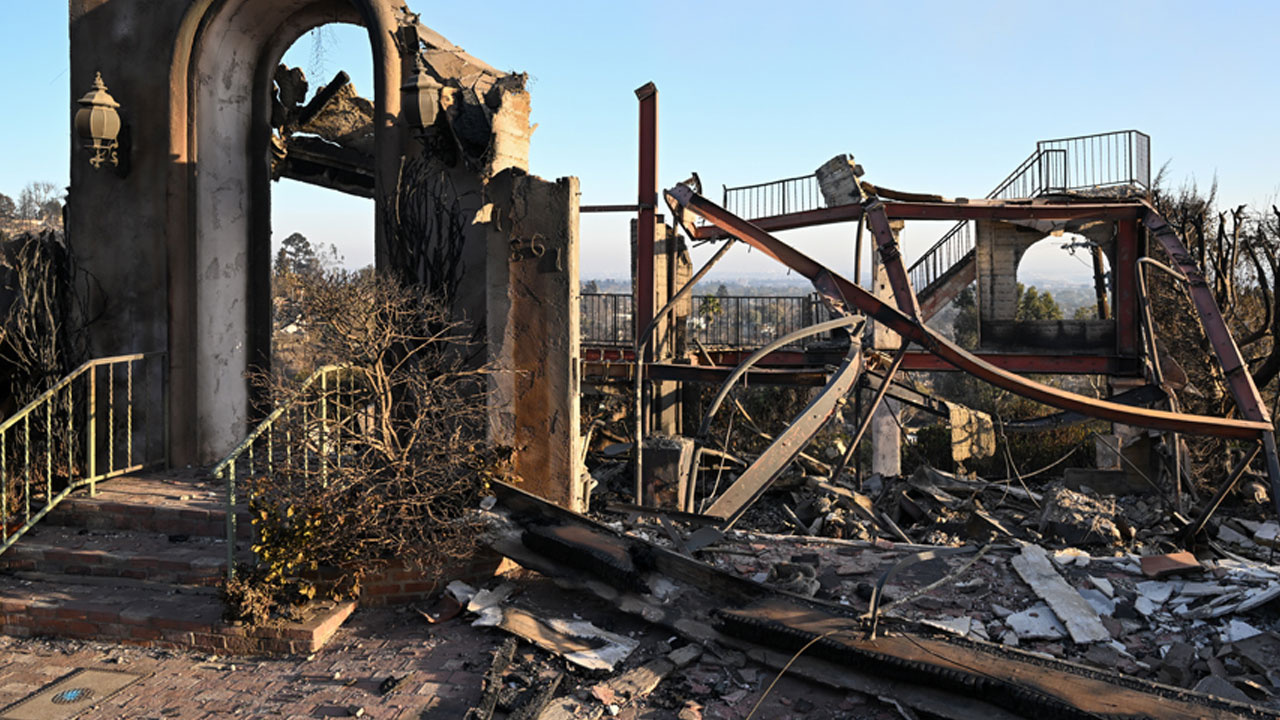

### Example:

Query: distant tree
xmin=951 ymin=283 xmax=1063 ymax=350
xmin=583 ymin=279 xmax=600 ymax=294
xmin=1016 ymin=284 xmax=1063 ymax=321
xmin=274 ymin=232 xmax=319 ymax=277
xmin=16 ymin=182 xmax=60 ymax=221
xmin=951 ymin=287 xmax=979 ymax=349
xmin=715 ymin=283 xmax=729 ymax=297
xmin=40 ymin=199 xmax=62 ymax=225
xmin=0 ymin=193 xmax=15 ymax=219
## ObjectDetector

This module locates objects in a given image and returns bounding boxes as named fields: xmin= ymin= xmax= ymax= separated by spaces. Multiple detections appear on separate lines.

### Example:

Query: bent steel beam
xmin=703 ymin=344 xmax=864 ymax=525
xmin=1140 ymin=204 xmax=1280 ymax=519
xmin=689 ymin=198 xmax=1147 ymax=240
xmin=666 ymin=184 xmax=1272 ymax=441
xmin=697 ymin=315 xmax=862 ymax=437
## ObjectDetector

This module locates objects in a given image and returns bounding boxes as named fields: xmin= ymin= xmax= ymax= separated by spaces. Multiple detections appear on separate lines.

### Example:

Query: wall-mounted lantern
xmin=74 ymin=73 xmax=122 ymax=170
xmin=400 ymin=59 xmax=442 ymax=132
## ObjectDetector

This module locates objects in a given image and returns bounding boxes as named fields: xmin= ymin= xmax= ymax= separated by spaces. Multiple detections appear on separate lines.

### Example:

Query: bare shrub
xmin=233 ymin=270 xmax=512 ymax=617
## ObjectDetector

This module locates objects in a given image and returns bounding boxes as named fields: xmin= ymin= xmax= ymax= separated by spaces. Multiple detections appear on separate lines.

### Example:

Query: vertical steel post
xmin=635 ymin=83 xmax=658 ymax=365
xmin=1115 ymin=219 xmax=1139 ymax=356
xmin=633 ymin=82 xmax=658 ymax=505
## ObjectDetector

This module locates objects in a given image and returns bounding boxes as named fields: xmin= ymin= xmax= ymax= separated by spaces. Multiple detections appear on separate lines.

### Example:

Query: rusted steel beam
xmin=666 ymin=184 xmax=1271 ymax=440
xmin=863 ymin=200 xmax=921 ymax=317
xmin=703 ymin=345 xmax=863 ymax=523
xmin=689 ymin=199 xmax=1146 ymax=239
xmin=647 ymin=363 xmax=830 ymax=386
xmin=1115 ymin=219 xmax=1140 ymax=354
xmin=635 ymin=83 xmax=659 ymax=364
xmin=899 ymin=352 xmax=1137 ymax=375
xmin=884 ymin=200 xmax=1144 ymax=222
xmin=1142 ymin=208 xmax=1269 ymax=422
xmin=1143 ymin=204 xmax=1280 ymax=515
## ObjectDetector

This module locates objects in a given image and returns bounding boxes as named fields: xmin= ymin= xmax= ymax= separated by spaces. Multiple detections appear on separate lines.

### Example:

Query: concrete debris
xmin=1222 ymin=619 xmax=1264 ymax=644
xmin=1006 ymin=603 xmax=1068 ymax=640
xmin=1194 ymin=675 xmax=1253 ymax=704
xmin=474 ymin=605 xmax=639 ymax=672
xmin=947 ymin=403 xmax=996 ymax=463
xmin=1011 ymin=544 xmax=1110 ymax=644
xmin=1038 ymin=486 xmax=1122 ymax=546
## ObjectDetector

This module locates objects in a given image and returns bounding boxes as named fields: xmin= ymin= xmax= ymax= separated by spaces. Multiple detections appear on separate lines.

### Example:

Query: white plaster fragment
xmin=1088 ymin=576 xmax=1115 ymax=598
xmin=1007 ymin=603 xmax=1067 ymax=640
xmin=1136 ymin=580 xmax=1174 ymax=605
xmin=1235 ymin=582 xmax=1280 ymax=613
xmin=1079 ymin=588 xmax=1116 ymax=617
xmin=1222 ymin=619 xmax=1263 ymax=643
xmin=1011 ymin=545 xmax=1110 ymax=644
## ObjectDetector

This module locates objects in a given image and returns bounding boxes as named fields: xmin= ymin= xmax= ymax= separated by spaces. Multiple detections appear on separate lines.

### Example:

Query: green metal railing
xmin=0 ymin=353 xmax=168 ymax=557
xmin=211 ymin=365 xmax=372 ymax=581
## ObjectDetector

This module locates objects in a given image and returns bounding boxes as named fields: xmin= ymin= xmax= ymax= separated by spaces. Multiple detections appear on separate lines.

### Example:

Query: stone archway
xmin=166 ymin=0 xmax=406 ymax=462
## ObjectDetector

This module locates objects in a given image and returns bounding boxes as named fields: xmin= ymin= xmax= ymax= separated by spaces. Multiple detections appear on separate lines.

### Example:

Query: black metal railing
xmin=581 ymin=293 xmax=830 ymax=350
xmin=908 ymin=130 xmax=1150 ymax=296
xmin=722 ymin=174 xmax=825 ymax=221
xmin=690 ymin=295 xmax=823 ymax=348
xmin=1036 ymin=130 xmax=1151 ymax=193
xmin=581 ymin=292 xmax=635 ymax=346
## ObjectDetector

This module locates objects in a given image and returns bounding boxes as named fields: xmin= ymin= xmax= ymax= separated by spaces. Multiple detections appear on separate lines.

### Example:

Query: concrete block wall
xmin=975 ymin=219 xmax=1052 ymax=322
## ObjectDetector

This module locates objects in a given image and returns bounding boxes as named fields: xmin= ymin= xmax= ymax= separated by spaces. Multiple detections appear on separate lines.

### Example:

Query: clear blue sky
xmin=4 ymin=1 xmax=1278 ymax=283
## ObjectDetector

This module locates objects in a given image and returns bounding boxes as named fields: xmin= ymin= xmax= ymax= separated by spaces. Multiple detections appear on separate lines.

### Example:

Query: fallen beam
xmin=487 ymin=482 xmax=1278 ymax=720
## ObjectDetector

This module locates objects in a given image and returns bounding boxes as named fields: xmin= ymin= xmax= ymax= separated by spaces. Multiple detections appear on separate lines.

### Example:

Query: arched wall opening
xmin=167 ymin=0 xmax=405 ymax=463
xmin=1015 ymin=233 xmax=1114 ymax=321
xmin=270 ymin=24 xmax=377 ymax=377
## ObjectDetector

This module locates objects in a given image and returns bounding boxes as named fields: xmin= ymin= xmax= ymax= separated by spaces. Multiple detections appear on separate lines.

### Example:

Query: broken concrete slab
xmin=1011 ymin=544 xmax=1110 ymax=644
xmin=1078 ymin=588 xmax=1116 ymax=617
xmin=1193 ymin=675 xmax=1253 ymax=704
xmin=1006 ymin=603 xmax=1067 ymax=641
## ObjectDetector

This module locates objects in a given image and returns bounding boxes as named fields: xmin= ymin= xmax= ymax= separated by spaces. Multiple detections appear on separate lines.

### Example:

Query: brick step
xmin=0 ymin=575 xmax=354 ymax=655
xmin=0 ymin=526 xmax=249 ymax=586
xmin=43 ymin=473 xmax=252 ymax=540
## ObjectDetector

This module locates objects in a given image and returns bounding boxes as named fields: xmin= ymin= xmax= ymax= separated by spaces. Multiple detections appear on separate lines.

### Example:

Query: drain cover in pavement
xmin=0 ymin=668 xmax=144 ymax=720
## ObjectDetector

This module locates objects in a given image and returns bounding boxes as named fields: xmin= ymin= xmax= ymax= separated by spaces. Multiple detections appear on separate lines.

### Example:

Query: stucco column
xmin=869 ymin=220 xmax=903 ymax=478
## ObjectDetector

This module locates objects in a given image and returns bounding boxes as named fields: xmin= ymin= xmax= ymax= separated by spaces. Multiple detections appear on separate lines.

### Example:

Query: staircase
xmin=0 ymin=356 xmax=356 ymax=654
xmin=719 ymin=131 xmax=1151 ymax=320
xmin=907 ymin=130 xmax=1151 ymax=319
xmin=0 ymin=470 xmax=355 ymax=654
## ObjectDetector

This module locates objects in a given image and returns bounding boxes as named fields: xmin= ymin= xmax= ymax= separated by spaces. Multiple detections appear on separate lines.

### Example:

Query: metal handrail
xmin=581 ymin=292 xmax=829 ymax=349
xmin=0 ymin=352 xmax=168 ymax=557
xmin=723 ymin=173 xmax=825 ymax=220
xmin=908 ymin=130 xmax=1150 ymax=297
xmin=213 ymin=364 xmax=368 ymax=581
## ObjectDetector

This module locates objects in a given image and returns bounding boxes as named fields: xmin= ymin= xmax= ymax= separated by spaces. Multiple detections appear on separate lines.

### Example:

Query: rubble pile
xmin=560 ymin=438 xmax=1280 ymax=715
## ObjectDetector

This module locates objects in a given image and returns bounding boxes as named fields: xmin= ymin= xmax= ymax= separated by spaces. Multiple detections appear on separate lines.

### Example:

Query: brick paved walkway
xmin=0 ymin=606 xmax=489 ymax=719
xmin=0 ymin=575 xmax=891 ymax=719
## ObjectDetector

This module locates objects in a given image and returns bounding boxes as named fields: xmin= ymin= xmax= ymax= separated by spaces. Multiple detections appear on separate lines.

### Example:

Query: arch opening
xmin=170 ymin=0 xmax=403 ymax=461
